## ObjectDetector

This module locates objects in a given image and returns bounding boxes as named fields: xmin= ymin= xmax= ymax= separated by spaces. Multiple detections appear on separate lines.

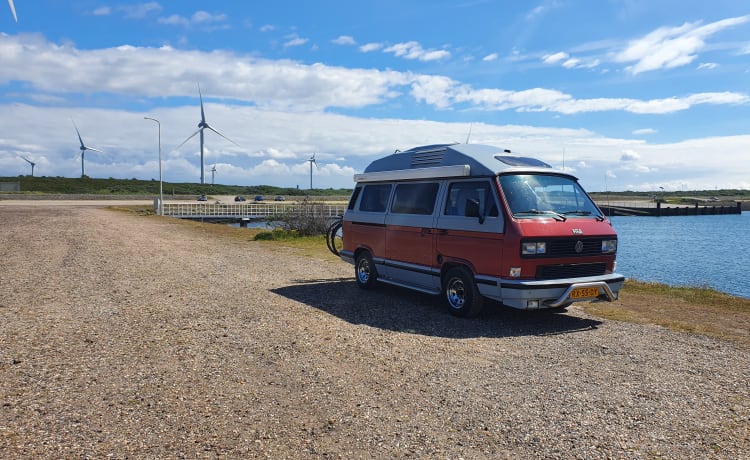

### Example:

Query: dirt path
xmin=1 ymin=205 xmax=748 ymax=458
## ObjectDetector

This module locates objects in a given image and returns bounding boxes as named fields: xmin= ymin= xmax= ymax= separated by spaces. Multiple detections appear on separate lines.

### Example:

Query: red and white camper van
xmin=339 ymin=143 xmax=624 ymax=317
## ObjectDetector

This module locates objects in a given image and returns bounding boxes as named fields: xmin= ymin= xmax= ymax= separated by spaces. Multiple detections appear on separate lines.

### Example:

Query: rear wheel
xmin=442 ymin=267 xmax=483 ymax=317
xmin=355 ymin=252 xmax=377 ymax=289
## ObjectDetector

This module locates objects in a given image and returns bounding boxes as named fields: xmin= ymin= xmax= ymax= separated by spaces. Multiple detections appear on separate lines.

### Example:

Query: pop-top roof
xmin=354 ymin=143 xmax=561 ymax=183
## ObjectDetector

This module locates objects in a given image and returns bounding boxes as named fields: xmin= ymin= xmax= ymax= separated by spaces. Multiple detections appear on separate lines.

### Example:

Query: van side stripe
xmin=383 ymin=259 xmax=439 ymax=277
xmin=475 ymin=278 xmax=497 ymax=286
xmin=350 ymin=221 xmax=387 ymax=228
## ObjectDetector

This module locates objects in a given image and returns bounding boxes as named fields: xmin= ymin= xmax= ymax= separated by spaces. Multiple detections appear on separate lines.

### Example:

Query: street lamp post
xmin=144 ymin=117 xmax=163 ymax=215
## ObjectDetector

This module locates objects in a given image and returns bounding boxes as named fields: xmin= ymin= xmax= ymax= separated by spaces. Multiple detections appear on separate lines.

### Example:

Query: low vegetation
xmin=0 ymin=175 xmax=352 ymax=197
xmin=4 ymin=176 xmax=748 ymax=203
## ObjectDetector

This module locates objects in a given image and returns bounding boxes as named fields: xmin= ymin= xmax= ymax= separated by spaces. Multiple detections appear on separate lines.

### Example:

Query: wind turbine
xmin=210 ymin=164 xmax=217 ymax=185
xmin=7 ymin=0 xmax=17 ymax=22
xmin=19 ymin=155 xmax=35 ymax=176
xmin=306 ymin=153 xmax=317 ymax=190
xmin=72 ymin=119 xmax=105 ymax=178
xmin=174 ymin=84 xmax=238 ymax=185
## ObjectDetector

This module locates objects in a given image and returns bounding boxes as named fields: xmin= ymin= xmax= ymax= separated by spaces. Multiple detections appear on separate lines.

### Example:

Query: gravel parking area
xmin=1 ymin=205 xmax=748 ymax=459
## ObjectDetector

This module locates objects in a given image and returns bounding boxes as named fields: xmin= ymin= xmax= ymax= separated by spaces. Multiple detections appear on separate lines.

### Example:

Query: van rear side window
xmin=391 ymin=182 xmax=439 ymax=215
xmin=358 ymin=184 xmax=392 ymax=212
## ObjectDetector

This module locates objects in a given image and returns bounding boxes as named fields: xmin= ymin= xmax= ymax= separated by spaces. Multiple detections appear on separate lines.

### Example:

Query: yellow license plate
xmin=570 ymin=287 xmax=600 ymax=299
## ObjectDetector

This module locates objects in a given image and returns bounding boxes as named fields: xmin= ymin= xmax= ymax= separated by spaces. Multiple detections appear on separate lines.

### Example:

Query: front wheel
xmin=355 ymin=252 xmax=377 ymax=289
xmin=442 ymin=267 xmax=483 ymax=317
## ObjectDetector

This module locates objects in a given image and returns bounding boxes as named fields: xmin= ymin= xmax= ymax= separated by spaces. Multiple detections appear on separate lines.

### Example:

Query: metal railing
xmin=163 ymin=202 xmax=346 ymax=218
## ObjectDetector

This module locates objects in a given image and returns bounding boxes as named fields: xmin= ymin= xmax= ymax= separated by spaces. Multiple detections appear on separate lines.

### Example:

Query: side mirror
xmin=465 ymin=199 xmax=485 ymax=224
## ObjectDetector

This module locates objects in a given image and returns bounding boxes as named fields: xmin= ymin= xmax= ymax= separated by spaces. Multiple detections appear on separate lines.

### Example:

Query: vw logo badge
xmin=575 ymin=240 xmax=584 ymax=253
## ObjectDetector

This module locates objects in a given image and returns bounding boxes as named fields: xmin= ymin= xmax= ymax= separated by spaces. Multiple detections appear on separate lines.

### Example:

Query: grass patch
xmin=254 ymin=229 xmax=331 ymax=258
xmin=584 ymin=279 xmax=750 ymax=347
xmin=108 ymin=205 xmax=157 ymax=215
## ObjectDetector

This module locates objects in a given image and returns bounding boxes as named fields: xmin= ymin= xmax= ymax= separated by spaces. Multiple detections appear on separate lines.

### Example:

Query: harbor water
xmin=610 ymin=211 xmax=749 ymax=298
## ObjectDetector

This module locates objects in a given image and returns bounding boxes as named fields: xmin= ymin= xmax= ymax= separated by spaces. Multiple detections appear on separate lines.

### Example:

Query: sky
xmin=1 ymin=1 xmax=749 ymax=192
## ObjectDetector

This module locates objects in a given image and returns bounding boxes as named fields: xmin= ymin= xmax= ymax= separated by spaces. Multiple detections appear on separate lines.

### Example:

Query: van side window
xmin=347 ymin=186 xmax=362 ymax=210
xmin=391 ymin=182 xmax=439 ymax=215
xmin=445 ymin=181 xmax=499 ymax=217
xmin=358 ymin=184 xmax=392 ymax=212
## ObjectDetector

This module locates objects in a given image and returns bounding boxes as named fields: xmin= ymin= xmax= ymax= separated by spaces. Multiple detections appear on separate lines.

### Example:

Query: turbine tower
xmin=72 ymin=119 xmax=105 ymax=178
xmin=175 ymin=84 xmax=238 ymax=185
xmin=210 ymin=164 xmax=217 ymax=185
xmin=306 ymin=153 xmax=317 ymax=190
xmin=19 ymin=155 xmax=35 ymax=176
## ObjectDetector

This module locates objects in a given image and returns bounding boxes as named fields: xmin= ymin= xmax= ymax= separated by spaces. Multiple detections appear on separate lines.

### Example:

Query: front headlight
xmin=521 ymin=241 xmax=546 ymax=255
xmin=601 ymin=239 xmax=617 ymax=253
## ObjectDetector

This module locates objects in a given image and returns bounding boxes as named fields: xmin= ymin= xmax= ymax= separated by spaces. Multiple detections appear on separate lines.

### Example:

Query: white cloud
xmin=697 ymin=62 xmax=718 ymax=70
xmin=359 ymin=42 xmax=382 ymax=53
xmin=284 ymin=36 xmax=309 ymax=48
xmin=383 ymin=41 xmax=451 ymax=62
xmin=615 ymin=16 xmax=750 ymax=74
xmin=620 ymin=150 xmax=641 ymax=161
xmin=543 ymin=52 xmax=569 ymax=64
xmin=158 ymin=10 xmax=229 ymax=30
xmin=562 ymin=58 xmax=581 ymax=68
xmin=633 ymin=128 xmax=657 ymax=135
xmin=332 ymin=35 xmax=356 ymax=46
xmin=482 ymin=53 xmax=498 ymax=62
xmin=2 ymin=102 xmax=750 ymax=190
xmin=2 ymin=32 xmax=750 ymax=191
xmin=2 ymin=34 xmax=746 ymax=117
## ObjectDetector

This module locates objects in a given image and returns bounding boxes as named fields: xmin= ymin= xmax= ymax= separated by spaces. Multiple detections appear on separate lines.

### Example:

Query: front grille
xmin=536 ymin=262 xmax=607 ymax=280
xmin=524 ymin=237 xmax=607 ymax=258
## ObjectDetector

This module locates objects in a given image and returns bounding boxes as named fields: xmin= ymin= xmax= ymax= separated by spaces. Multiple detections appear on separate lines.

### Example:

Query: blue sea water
xmin=610 ymin=211 xmax=749 ymax=298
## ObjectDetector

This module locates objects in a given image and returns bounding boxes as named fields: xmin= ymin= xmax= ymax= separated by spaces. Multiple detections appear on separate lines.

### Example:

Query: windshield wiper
xmin=514 ymin=209 xmax=567 ymax=221
xmin=562 ymin=210 xmax=606 ymax=221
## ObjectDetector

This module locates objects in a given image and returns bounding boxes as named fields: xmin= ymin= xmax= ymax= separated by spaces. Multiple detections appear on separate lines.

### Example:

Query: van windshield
xmin=499 ymin=174 xmax=602 ymax=220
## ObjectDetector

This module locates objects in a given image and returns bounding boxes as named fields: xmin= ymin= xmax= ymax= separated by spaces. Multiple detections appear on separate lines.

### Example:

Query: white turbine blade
xmin=72 ymin=119 xmax=86 ymax=148
xmin=204 ymin=124 xmax=240 ymax=146
xmin=8 ymin=0 xmax=17 ymax=22
xmin=173 ymin=129 xmax=202 ymax=151
xmin=198 ymin=83 xmax=206 ymax=123
xmin=86 ymin=146 xmax=106 ymax=154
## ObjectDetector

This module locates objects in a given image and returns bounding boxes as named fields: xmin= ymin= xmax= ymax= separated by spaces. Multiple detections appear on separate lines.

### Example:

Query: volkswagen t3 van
xmin=339 ymin=143 xmax=624 ymax=317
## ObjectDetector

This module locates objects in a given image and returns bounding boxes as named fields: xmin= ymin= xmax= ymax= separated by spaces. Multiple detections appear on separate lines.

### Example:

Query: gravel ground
xmin=1 ymin=205 xmax=748 ymax=459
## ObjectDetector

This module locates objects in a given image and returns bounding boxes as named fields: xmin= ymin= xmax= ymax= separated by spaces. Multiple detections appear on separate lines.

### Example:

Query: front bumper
xmin=498 ymin=273 xmax=625 ymax=310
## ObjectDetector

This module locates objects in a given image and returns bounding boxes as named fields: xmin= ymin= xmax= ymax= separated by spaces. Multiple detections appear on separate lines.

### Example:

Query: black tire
xmin=355 ymin=252 xmax=377 ymax=289
xmin=442 ymin=267 xmax=483 ymax=317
